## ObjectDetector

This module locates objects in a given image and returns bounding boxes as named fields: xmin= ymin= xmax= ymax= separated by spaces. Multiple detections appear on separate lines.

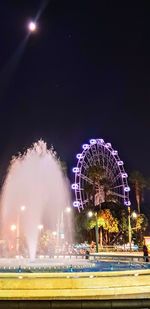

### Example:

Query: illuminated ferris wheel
xmin=72 ymin=138 xmax=131 ymax=211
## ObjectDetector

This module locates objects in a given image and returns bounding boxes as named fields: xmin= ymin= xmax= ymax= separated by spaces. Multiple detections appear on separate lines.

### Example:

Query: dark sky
xmin=0 ymin=0 xmax=150 ymax=181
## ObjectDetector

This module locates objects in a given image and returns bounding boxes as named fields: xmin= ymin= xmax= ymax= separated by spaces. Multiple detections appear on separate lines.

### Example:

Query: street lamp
xmin=88 ymin=211 xmax=99 ymax=253
xmin=37 ymin=224 xmax=44 ymax=231
xmin=20 ymin=205 xmax=26 ymax=212
xmin=65 ymin=207 xmax=72 ymax=213
xmin=10 ymin=224 xmax=17 ymax=232
xmin=128 ymin=207 xmax=137 ymax=251
xmin=57 ymin=207 xmax=71 ymax=244
xmin=52 ymin=231 xmax=57 ymax=237
xmin=16 ymin=205 xmax=26 ymax=255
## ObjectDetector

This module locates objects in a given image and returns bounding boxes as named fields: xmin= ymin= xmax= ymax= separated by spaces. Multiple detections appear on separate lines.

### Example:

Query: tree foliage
xmin=129 ymin=171 xmax=147 ymax=213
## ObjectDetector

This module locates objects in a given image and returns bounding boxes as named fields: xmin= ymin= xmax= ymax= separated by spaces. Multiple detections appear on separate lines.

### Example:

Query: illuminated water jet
xmin=1 ymin=140 xmax=72 ymax=260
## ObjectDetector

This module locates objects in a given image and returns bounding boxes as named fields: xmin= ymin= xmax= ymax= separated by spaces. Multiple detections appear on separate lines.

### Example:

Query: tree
xmin=87 ymin=209 xmax=118 ymax=246
xmin=129 ymin=171 xmax=147 ymax=213
xmin=131 ymin=213 xmax=148 ymax=245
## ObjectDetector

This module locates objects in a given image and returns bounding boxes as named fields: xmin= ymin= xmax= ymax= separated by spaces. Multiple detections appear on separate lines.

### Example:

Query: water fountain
xmin=0 ymin=140 xmax=150 ymax=304
xmin=0 ymin=140 xmax=72 ymax=261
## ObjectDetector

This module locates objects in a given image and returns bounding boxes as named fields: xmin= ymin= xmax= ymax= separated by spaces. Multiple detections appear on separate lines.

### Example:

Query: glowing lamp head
xmin=52 ymin=231 xmax=57 ymax=236
xmin=88 ymin=211 xmax=93 ymax=218
xmin=28 ymin=21 xmax=37 ymax=32
xmin=10 ymin=224 xmax=17 ymax=232
xmin=65 ymin=207 xmax=71 ymax=213
xmin=132 ymin=211 xmax=137 ymax=219
xmin=20 ymin=205 xmax=26 ymax=211
xmin=38 ymin=224 xmax=43 ymax=231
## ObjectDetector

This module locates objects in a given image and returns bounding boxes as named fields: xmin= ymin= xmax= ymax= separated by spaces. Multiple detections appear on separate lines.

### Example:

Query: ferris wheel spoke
xmin=111 ymin=184 xmax=125 ymax=190
xmin=113 ymin=173 xmax=122 ymax=181
xmin=112 ymin=192 xmax=125 ymax=198
xmin=80 ymin=173 xmax=93 ymax=184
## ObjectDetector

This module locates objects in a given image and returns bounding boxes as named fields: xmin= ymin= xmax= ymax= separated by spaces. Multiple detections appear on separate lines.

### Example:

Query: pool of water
xmin=0 ymin=258 xmax=149 ymax=273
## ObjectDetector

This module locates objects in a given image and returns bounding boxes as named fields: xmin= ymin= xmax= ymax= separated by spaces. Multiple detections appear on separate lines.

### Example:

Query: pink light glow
xmin=1 ymin=140 xmax=72 ymax=260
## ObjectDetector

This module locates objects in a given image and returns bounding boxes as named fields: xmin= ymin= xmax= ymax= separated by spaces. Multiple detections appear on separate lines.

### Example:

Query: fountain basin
xmin=0 ymin=257 xmax=150 ymax=300
xmin=0 ymin=268 xmax=150 ymax=300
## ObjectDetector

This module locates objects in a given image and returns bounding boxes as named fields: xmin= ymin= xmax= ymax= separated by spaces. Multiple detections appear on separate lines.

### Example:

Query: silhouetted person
xmin=143 ymin=245 xmax=149 ymax=262
xmin=85 ymin=250 xmax=90 ymax=259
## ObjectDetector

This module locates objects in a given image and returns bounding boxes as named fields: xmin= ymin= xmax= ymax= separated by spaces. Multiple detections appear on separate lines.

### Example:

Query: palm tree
xmin=129 ymin=171 xmax=147 ymax=213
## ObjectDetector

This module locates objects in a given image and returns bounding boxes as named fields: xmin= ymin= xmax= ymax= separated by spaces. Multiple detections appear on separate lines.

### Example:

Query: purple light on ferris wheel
xmin=117 ymin=161 xmax=124 ymax=166
xmin=71 ymin=183 xmax=78 ymax=190
xmin=97 ymin=139 xmax=104 ymax=144
xmin=72 ymin=167 xmax=80 ymax=173
xmin=124 ymin=201 xmax=131 ymax=206
xmin=105 ymin=143 xmax=112 ymax=148
xmin=121 ymin=173 xmax=128 ymax=178
xmin=82 ymin=144 xmax=89 ymax=150
xmin=76 ymin=153 xmax=83 ymax=159
xmin=89 ymin=139 xmax=96 ymax=145
xmin=112 ymin=150 xmax=118 ymax=155
xmin=124 ymin=186 xmax=130 ymax=192
xmin=73 ymin=201 xmax=80 ymax=207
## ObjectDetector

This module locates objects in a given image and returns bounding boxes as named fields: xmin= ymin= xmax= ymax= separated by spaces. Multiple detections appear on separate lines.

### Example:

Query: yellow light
xmin=88 ymin=211 xmax=93 ymax=218
xmin=132 ymin=211 xmax=137 ymax=219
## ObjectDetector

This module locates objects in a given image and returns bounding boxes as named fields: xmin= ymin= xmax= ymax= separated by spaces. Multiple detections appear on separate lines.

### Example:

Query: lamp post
xmin=128 ymin=207 xmax=137 ymax=252
xmin=57 ymin=207 xmax=72 ymax=244
xmin=128 ymin=207 xmax=132 ymax=252
xmin=88 ymin=211 xmax=99 ymax=253
xmin=16 ymin=205 xmax=26 ymax=255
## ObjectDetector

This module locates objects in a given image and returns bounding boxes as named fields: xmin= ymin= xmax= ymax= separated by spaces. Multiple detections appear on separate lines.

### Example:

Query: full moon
xmin=28 ymin=21 xmax=37 ymax=32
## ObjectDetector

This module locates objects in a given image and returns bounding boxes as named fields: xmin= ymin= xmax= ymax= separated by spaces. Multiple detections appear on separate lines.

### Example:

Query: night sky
xmin=0 ymin=1 xmax=150 ymax=182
